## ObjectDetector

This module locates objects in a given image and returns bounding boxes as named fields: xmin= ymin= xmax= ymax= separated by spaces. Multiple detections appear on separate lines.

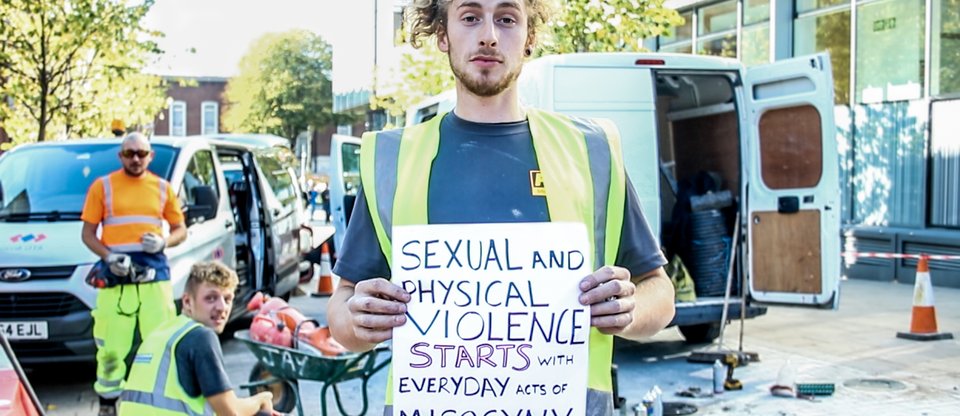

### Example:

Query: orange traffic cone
xmin=310 ymin=243 xmax=335 ymax=297
xmin=896 ymin=255 xmax=953 ymax=341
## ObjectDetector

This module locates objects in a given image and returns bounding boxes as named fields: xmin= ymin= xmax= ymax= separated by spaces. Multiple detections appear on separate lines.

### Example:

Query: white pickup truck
xmin=0 ymin=135 xmax=316 ymax=362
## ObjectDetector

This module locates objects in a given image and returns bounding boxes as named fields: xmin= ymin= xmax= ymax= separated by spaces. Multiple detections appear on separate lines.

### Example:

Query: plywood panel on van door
xmin=671 ymin=111 xmax=740 ymax=193
xmin=751 ymin=210 xmax=822 ymax=294
xmin=758 ymin=105 xmax=823 ymax=189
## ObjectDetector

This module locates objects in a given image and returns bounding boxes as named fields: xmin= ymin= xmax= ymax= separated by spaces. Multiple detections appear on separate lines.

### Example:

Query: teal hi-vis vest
xmin=359 ymin=108 xmax=627 ymax=414
xmin=118 ymin=315 xmax=211 ymax=416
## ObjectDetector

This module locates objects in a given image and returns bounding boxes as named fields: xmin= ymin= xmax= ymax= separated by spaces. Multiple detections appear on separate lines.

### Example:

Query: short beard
xmin=123 ymin=166 xmax=145 ymax=177
xmin=448 ymin=51 xmax=521 ymax=97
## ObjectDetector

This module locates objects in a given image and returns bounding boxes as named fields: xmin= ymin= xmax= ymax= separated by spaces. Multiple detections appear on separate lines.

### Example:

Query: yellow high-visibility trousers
xmin=91 ymin=280 xmax=174 ymax=399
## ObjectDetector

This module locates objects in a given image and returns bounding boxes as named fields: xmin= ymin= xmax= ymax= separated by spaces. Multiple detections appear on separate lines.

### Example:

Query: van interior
xmin=653 ymin=71 xmax=743 ymax=299
xmin=218 ymin=150 xmax=268 ymax=316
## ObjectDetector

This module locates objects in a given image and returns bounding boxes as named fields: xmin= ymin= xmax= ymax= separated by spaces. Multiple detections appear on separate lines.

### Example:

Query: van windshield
xmin=0 ymin=143 xmax=176 ymax=220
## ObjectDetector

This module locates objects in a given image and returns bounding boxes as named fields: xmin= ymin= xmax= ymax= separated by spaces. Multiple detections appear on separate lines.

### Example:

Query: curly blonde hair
xmin=406 ymin=0 xmax=554 ymax=49
xmin=184 ymin=261 xmax=238 ymax=296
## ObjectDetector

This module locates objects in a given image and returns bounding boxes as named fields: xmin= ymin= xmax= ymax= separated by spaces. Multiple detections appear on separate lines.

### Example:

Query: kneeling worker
xmin=119 ymin=261 xmax=274 ymax=415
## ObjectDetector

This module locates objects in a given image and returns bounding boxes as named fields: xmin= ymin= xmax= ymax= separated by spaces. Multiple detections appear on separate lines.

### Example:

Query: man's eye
xmin=463 ymin=15 xmax=479 ymax=23
xmin=499 ymin=16 xmax=517 ymax=25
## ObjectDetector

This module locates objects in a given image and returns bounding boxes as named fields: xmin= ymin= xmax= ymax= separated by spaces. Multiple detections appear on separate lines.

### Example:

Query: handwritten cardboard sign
xmin=392 ymin=222 xmax=591 ymax=416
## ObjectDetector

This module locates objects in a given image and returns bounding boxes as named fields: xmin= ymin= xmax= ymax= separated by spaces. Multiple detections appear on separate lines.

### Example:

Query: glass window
xmin=797 ymin=0 xmax=851 ymax=13
xmin=180 ymin=150 xmax=219 ymax=211
xmin=341 ymin=142 xmax=361 ymax=196
xmin=929 ymin=99 xmax=960 ymax=227
xmin=201 ymin=101 xmax=218 ymax=135
xmin=741 ymin=23 xmax=770 ymax=65
xmin=660 ymin=11 xmax=693 ymax=45
xmin=660 ymin=43 xmax=694 ymax=54
xmin=744 ymin=0 xmax=771 ymax=26
xmin=932 ymin=0 xmax=960 ymax=95
xmin=698 ymin=1 xmax=737 ymax=35
xmin=855 ymin=0 xmax=925 ymax=103
xmin=170 ymin=101 xmax=186 ymax=137
xmin=256 ymin=150 xmax=298 ymax=209
xmin=0 ymin=144 xmax=175 ymax=216
xmin=698 ymin=34 xmax=738 ymax=58
xmin=795 ymin=10 xmax=851 ymax=104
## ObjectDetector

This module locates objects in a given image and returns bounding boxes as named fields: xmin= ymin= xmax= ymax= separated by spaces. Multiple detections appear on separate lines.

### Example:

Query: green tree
xmin=223 ymin=30 xmax=342 ymax=141
xmin=542 ymin=0 xmax=683 ymax=54
xmin=372 ymin=45 xmax=455 ymax=120
xmin=0 ymin=0 xmax=165 ymax=144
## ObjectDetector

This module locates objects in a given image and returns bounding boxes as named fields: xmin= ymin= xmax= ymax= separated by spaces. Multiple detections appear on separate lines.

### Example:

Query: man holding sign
xmin=327 ymin=1 xmax=675 ymax=415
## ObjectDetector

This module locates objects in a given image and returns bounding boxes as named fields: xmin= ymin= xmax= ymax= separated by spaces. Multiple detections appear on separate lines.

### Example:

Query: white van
xmin=333 ymin=52 xmax=841 ymax=343
xmin=0 ymin=136 xmax=307 ymax=362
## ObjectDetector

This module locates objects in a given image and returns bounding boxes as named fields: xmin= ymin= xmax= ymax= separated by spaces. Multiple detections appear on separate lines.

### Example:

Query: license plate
xmin=0 ymin=321 xmax=48 ymax=340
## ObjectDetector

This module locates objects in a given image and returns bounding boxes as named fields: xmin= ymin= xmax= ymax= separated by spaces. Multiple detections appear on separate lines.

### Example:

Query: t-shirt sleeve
xmin=331 ymin=186 xmax=391 ymax=282
xmin=175 ymin=327 xmax=232 ymax=398
xmin=81 ymin=179 xmax=104 ymax=225
xmin=163 ymin=180 xmax=185 ymax=225
xmin=615 ymin=176 xmax=668 ymax=277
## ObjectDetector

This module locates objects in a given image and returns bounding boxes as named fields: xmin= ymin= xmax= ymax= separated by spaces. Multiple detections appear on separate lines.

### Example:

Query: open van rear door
xmin=743 ymin=53 xmax=840 ymax=307
xmin=329 ymin=134 xmax=362 ymax=253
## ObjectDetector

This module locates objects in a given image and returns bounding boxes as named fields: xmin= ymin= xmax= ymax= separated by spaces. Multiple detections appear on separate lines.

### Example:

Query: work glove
xmin=106 ymin=253 xmax=131 ymax=277
xmin=141 ymin=232 xmax=166 ymax=254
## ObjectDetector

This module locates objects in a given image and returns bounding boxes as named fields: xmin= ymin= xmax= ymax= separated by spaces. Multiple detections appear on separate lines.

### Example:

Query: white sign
xmin=0 ymin=321 xmax=48 ymax=340
xmin=392 ymin=222 xmax=591 ymax=416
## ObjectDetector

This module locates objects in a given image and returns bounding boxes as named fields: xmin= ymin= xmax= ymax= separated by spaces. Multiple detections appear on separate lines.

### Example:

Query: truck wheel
xmin=248 ymin=362 xmax=297 ymax=413
xmin=678 ymin=323 xmax=722 ymax=344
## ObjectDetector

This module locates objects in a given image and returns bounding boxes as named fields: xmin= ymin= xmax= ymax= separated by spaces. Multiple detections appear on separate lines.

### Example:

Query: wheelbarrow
xmin=235 ymin=328 xmax=390 ymax=416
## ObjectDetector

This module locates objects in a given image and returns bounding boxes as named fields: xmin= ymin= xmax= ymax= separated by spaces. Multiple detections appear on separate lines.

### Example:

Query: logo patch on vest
xmin=529 ymin=170 xmax=546 ymax=196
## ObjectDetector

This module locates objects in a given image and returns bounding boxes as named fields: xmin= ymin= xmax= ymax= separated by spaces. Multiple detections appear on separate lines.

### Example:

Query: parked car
xmin=0 ymin=136 xmax=305 ymax=362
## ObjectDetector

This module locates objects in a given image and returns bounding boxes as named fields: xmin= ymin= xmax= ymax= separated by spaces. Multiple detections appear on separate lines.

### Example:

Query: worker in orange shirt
xmin=80 ymin=132 xmax=187 ymax=416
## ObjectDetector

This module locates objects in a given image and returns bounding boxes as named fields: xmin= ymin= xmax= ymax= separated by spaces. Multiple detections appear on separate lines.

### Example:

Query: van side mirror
xmin=186 ymin=185 xmax=218 ymax=225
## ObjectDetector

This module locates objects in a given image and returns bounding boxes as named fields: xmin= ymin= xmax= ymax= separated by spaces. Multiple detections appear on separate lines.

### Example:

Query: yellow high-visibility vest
xmin=360 ymin=108 xmax=627 ymax=413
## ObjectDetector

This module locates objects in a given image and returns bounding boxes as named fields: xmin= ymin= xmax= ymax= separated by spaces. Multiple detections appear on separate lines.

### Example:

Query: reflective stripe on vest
xmin=99 ymin=172 xmax=168 ymax=250
xmin=119 ymin=316 xmax=210 ymax=416
xmin=360 ymin=109 xmax=627 ymax=412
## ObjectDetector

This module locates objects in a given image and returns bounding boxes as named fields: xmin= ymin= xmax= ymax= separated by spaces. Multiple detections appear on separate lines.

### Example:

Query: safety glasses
xmin=120 ymin=149 xmax=152 ymax=159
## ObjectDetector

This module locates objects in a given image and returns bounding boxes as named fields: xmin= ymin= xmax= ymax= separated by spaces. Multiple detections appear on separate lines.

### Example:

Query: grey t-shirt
xmin=175 ymin=326 xmax=232 ymax=398
xmin=333 ymin=112 xmax=666 ymax=281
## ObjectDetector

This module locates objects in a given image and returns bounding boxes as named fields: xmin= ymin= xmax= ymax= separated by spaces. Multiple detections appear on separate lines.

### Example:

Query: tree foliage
xmin=0 ymin=0 xmax=166 ymax=144
xmin=541 ymin=0 xmax=683 ymax=54
xmin=223 ymin=30 xmax=343 ymax=141
xmin=371 ymin=44 xmax=455 ymax=120
xmin=372 ymin=0 xmax=681 ymax=119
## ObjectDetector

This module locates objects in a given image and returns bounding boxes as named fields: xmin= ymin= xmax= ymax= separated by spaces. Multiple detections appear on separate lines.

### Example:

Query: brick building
xmin=152 ymin=76 xmax=228 ymax=136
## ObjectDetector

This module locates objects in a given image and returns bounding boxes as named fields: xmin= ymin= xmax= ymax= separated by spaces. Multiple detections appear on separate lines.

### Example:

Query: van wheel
xmin=248 ymin=362 xmax=297 ymax=413
xmin=679 ymin=323 xmax=722 ymax=344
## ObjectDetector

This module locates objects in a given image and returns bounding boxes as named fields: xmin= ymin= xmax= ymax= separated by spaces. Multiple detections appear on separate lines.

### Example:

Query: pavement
xmin=27 ymin=276 xmax=960 ymax=415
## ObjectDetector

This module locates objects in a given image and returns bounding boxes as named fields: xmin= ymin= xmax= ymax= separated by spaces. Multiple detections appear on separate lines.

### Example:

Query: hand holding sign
xmin=346 ymin=277 xmax=411 ymax=344
xmin=579 ymin=266 xmax=637 ymax=335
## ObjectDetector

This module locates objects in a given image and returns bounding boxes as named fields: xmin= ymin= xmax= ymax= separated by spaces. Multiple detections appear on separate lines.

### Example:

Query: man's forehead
xmin=197 ymin=282 xmax=236 ymax=295
xmin=453 ymin=0 xmax=524 ymax=11
xmin=121 ymin=137 xmax=150 ymax=150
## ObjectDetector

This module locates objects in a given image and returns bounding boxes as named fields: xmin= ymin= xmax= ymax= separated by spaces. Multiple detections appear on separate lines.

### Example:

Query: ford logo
xmin=0 ymin=269 xmax=31 ymax=282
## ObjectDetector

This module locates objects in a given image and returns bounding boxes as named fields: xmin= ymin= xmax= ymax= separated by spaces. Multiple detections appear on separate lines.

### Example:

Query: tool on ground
xmin=675 ymin=386 xmax=713 ymax=399
xmin=796 ymin=383 xmax=835 ymax=396
xmin=722 ymin=353 xmax=743 ymax=391
xmin=687 ymin=221 xmax=760 ymax=365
